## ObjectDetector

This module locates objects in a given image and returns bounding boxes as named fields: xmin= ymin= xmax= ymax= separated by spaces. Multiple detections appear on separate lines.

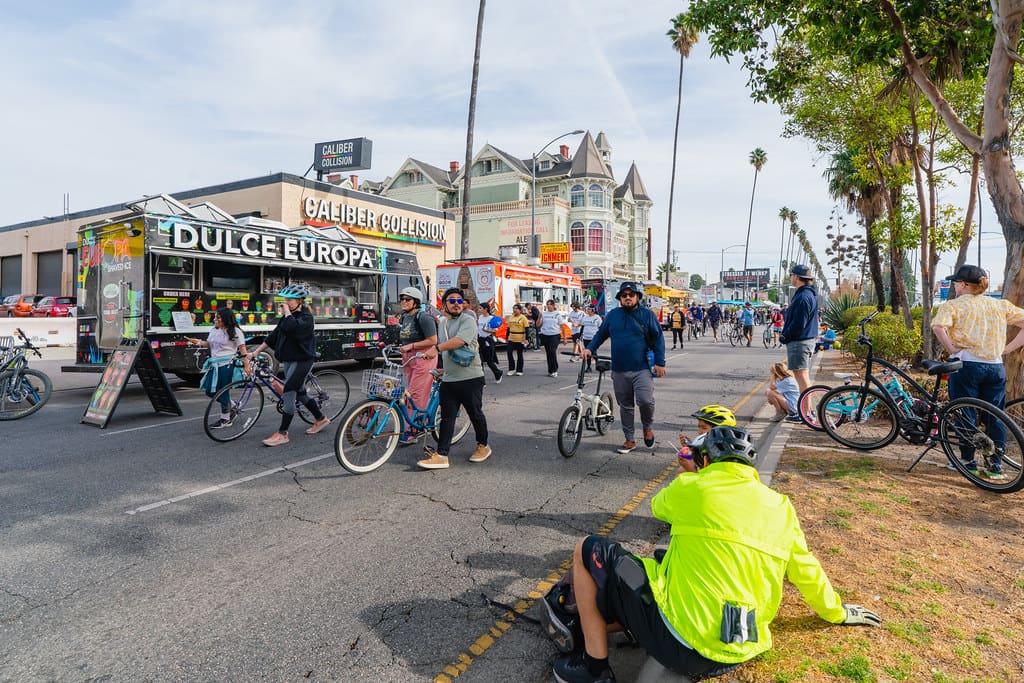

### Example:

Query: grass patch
xmin=974 ymin=631 xmax=994 ymax=645
xmin=880 ymin=652 xmax=916 ymax=681
xmin=855 ymin=500 xmax=888 ymax=515
xmin=886 ymin=621 xmax=932 ymax=646
xmin=910 ymin=580 xmax=947 ymax=593
xmin=819 ymin=654 xmax=876 ymax=681
xmin=952 ymin=643 xmax=981 ymax=666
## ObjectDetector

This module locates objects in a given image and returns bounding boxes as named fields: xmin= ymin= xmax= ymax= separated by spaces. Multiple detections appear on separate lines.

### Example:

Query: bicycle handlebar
xmin=560 ymin=351 xmax=610 ymax=361
xmin=14 ymin=328 xmax=42 ymax=358
xmin=855 ymin=311 xmax=880 ymax=347
xmin=379 ymin=344 xmax=426 ymax=368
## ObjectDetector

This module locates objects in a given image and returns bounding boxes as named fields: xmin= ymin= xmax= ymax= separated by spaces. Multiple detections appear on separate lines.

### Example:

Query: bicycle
xmin=726 ymin=321 xmax=743 ymax=347
xmin=334 ymin=345 xmax=471 ymax=473
xmin=0 ymin=327 xmax=52 ymax=420
xmin=799 ymin=369 xmax=907 ymax=432
xmin=557 ymin=352 xmax=615 ymax=457
xmin=762 ymin=326 xmax=773 ymax=348
xmin=816 ymin=311 xmax=1024 ymax=493
xmin=203 ymin=354 xmax=350 ymax=442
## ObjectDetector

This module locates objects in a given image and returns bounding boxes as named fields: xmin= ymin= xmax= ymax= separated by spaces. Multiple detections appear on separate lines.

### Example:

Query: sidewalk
xmin=623 ymin=350 xmax=829 ymax=683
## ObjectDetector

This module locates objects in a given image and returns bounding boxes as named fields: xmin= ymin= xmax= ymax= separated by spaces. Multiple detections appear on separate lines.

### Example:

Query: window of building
xmin=570 ymin=185 xmax=585 ymax=208
xmin=589 ymin=184 xmax=604 ymax=208
xmin=539 ymin=160 xmax=552 ymax=171
xmin=482 ymin=159 xmax=504 ymax=174
xmin=588 ymin=221 xmax=609 ymax=252
xmin=570 ymin=222 xmax=586 ymax=252
xmin=407 ymin=170 xmax=424 ymax=184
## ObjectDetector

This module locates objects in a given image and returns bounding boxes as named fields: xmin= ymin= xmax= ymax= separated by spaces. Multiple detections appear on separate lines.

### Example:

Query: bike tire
xmin=938 ymin=397 xmax=1024 ymax=493
xmin=728 ymin=328 xmax=739 ymax=347
xmin=817 ymin=385 xmax=899 ymax=450
xmin=0 ymin=368 xmax=52 ymax=420
xmin=596 ymin=391 xmax=615 ymax=435
xmin=295 ymin=369 xmax=350 ymax=423
xmin=335 ymin=400 xmax=401 ymax=474
xmin=762 ymin=328 xmax=772 ymax=348
xmin=797 ymin=384 xmax=831 ymax=431
xmin=204 ymin=381 xmax=264 ymax=442
xmin=557 ymin=405 xmax=583 ymax=458
xmin=428 ymin=402 xmax=472 ymax=445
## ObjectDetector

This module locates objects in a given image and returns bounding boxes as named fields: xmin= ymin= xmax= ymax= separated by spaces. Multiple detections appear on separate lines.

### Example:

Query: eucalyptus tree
xmin=664 ymin=13 xmax=700 ymax=285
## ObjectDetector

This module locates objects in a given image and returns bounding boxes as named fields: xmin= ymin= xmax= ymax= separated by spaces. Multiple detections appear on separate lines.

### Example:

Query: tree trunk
xmin=954 ymin=153 xmax=981 ymax=271
xmin=460 ymin=0 xmax=486 ymax=259
xmin=864 ymin=218 xmax=886 ymax=310
xmin=665 ymin=53 xmax=684 ymax=286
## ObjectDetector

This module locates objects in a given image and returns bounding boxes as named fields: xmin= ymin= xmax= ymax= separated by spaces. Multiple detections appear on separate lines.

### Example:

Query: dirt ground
xmin=722 ymin=352 xmax=1024 ymax=683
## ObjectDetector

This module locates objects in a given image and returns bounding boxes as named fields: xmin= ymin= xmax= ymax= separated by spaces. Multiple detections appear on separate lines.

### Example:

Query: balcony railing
xmin=448 ymin=197 xmax=570 ymax=216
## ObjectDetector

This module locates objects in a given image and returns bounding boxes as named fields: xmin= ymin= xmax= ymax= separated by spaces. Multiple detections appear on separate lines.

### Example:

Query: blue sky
xmin=0 ymin=0 xmax=1002 ymax=286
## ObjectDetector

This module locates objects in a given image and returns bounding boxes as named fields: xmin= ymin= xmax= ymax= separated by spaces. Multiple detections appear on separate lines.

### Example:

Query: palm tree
xmin=664 ymin=13 xmax=699 ymax=285
xmin=656 ymin=261 xmax=679 ymax=284
xmin=777 ymin=206 xmax=791 ymax=302
xmin=460 ymin=0 xmax=486 ymax=259
xmin=741 ymin=148 xmax=767 ymax=301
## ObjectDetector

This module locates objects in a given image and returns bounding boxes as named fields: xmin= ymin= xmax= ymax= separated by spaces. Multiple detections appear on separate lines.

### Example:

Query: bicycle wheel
xmin=728 ymin=327 xmax=739 ymax=347
xmin=0 ymin=368 xmax=52 ymax=420
xmin=296 ymin=369 xmax=350 ymax=423
xmin=557 ymin=405 xmax=583 ymax=458
xmin=428 ymin=402 xmax=472 ymax=445
xmin=596 ymin=391 xmax=615 ymax=435
xmin=797 ymin=384 xmax=831 ymax=431
xmin=938 ymin=397 xmax=1024 ymax=493
xmin=335 ymin=400 xmax=401 ymax=473
xmin=817 ymin=385 xmax=899 ymax=450
xmin=762 ymin=327 xmax=772 ymax=348
xmin=204 ymin=381 xmax=264 ymax=442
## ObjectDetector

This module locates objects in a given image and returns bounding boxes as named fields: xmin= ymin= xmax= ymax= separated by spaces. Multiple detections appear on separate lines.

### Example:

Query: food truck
xmin=72 ymin=195 xmax=424 ymax=382
xmin=435 ymin=260 xmax=582 ymax=339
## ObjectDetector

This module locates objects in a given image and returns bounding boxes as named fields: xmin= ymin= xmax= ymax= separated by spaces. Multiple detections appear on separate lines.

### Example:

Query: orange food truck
xmin=435 ymin=260 xmax=582 ymax=340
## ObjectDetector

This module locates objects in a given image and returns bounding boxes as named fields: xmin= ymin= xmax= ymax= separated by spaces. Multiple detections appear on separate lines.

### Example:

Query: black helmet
xmin=703 ymin=426 xmax=757 ymax=467
xmin=441 ymin=287 xmax=464 ymax=304
xmin=615 ymin=281 xmax=644 ymax=300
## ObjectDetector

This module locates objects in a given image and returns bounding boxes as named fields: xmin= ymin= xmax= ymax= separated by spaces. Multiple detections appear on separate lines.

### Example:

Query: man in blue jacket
xmin=779 ymin=265 xmax=819 ymax=403
xmin=582 ymin=281 xmax=666 ymax=453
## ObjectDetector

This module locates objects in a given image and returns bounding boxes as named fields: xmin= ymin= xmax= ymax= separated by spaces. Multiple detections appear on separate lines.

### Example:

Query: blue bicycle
xmin=334 ymin=345 xmax=471 ymax=474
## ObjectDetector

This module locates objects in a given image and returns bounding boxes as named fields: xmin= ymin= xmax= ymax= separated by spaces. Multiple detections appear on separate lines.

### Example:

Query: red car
xmin=31 ymin=296 xmax=76 ymax=317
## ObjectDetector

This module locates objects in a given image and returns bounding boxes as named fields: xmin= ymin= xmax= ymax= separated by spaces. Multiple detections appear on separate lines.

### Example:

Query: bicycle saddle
xmin=920 ymin=359 xmax=962 ymax=376
xmin=595 ymin=360 xmax=611 ymax=373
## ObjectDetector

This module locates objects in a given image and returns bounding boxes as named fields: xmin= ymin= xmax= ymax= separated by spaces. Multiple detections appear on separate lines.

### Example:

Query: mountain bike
xmin=203 ymin=354 xmax=350 ymax=442
xmin=817 ymin=311 xmax=1024 ymax=493
xmin=557 ymin=352 xmax=615 ymax=457
xmin=726 ymin=321 xmax=743 ymax=347
xmin=334 ymin=345 xmax=471 ymax=474
xmin=0 ymin=328 xmax=52 ymax=420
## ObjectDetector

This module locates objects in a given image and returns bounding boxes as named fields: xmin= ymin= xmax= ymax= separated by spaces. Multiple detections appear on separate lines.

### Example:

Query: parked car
xmin=31 ymin=295 xmax=76 ymax=317
xmin=2 ymin=294 xmax=40 ymax=317
xmin=0 ymin=294 xmax=18 ymax=317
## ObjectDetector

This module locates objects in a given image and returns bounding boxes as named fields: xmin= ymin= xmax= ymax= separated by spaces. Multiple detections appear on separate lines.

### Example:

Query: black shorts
xmin=572 ymin=332 xmax=582 ymax=343
xmin=581 ymin=536 xmax=737 ymax=678
xmin=742 ymin=325 xmax=754 ymax=335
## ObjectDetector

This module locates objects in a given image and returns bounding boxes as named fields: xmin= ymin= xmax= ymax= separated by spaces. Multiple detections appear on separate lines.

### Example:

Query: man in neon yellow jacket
xmin=548 ymin=426 xmax=881 ymax=683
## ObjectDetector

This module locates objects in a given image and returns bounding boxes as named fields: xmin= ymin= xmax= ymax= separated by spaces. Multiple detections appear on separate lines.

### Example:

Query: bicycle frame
xmin=565 ymin=355 xmax=612 ymax=433
xmin=359 ymin=348 xmax=443 ymax=438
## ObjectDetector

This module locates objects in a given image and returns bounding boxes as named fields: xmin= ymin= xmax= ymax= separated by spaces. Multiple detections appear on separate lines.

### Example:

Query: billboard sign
xmin=540 ymin=242 xmax=571 ymax=264
xmin=720 ymin=268 xmax=770 ymax=288
xmin=314 ymin=137 xmax=373 ymax=173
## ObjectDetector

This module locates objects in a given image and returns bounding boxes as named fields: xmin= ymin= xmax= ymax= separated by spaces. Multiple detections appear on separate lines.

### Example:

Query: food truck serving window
xmin=286 ymin=269 xmax=380 ymax=323
xmin=520 ymin=287 xmax=543 ymax=304
xmin=206 ymin=262 xmax=258 ymax=291
xmin=156 ymin=255 xmax=195 ymax=289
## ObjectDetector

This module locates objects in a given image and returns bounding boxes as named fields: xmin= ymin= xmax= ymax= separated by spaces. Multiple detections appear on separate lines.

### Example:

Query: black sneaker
xmin=211 ymin=418 xmax=234 ymax=429
xmin=784 ymin=413 xmax=803 ymax=424
xmin=553 ymin=654 xmax=616 ymax=683
xmin=495 ymin=370 xmax=503 ymax=384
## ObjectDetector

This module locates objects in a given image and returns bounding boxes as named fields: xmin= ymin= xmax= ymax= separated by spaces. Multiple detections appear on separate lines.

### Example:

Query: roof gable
xmin=569 ymin=132 xmax=614 ymax=180
xmin=619 ymin=162 xmax=651 ymax=201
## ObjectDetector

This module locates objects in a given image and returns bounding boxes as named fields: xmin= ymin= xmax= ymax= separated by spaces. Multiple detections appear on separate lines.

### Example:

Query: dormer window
xmin=539 ymin=160 xmax=552 ymax=171
xmin=481 ymin=159 xmax=504 ymax=174
xmin=407 ymin=170 xmax=424 ymax=184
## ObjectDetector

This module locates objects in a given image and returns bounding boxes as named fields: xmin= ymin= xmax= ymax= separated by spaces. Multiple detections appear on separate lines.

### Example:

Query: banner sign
xmin=314 ymin=137 xmax=372 ymax=173
xmin=540 ymin=242 xmax=571 ymax=264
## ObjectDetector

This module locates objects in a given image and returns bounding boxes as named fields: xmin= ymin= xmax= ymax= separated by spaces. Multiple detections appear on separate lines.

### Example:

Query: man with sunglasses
xmin=419 ymin=287 xmax=491 ymax=469
xmin=581 ymin=281 xmax=666 ymax=454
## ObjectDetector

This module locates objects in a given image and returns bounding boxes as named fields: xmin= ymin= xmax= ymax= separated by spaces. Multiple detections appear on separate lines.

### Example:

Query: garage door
xmin=1 ymin=255 xmax=22 ymax=297
xmin=36 ymin=250 xmax=62 ymax=296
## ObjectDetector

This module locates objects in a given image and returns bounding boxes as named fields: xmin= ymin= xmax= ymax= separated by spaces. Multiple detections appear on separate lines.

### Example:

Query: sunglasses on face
xmin=621 ymin=292 xmax=638 ymax=298
xmin=446 ymin=298 xmax=464 ymax=305
xmin=399 ymin=296 xmax=413 ymax=302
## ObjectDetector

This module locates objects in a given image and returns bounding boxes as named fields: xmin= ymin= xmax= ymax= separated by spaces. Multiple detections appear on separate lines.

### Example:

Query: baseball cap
xmin=948 ymin=264 xmax=986 ymax=284
xmin=790 ymin=264 xmax=814 ymax=279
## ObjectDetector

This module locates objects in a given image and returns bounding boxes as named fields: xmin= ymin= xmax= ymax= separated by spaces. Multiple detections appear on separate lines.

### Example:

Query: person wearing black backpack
xmin=397 ymin=287 xmax=438 ymax=446
xmin=581 ymin=281 xmax=666 ymax=454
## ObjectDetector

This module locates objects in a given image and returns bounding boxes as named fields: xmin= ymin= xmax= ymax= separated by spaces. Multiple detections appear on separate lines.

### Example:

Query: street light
xmin=720 ymin=243 xmax=745 ymax=299
xmin=531 ymin=129 xmax=584 ymax=264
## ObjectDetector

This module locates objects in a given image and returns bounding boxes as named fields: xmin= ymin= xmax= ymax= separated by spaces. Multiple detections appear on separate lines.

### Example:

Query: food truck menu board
xmin=82 ymin=339 xmax=182 ymax=428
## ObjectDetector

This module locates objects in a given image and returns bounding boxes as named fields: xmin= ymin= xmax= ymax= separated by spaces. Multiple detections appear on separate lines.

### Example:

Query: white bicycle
xmin=556 ymin=352 xmax=615 ymax=457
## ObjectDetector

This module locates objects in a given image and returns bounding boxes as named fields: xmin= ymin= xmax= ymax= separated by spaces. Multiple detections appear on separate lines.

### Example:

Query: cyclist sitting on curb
xmin=397 ymin=287 xmax=438 ymax=446
xmin=245 ymin=284 xmax=330 ymax=446
xmin=545 ymin=425 xmax=881 ymax=683
xmin=581 ymin=281 xmax=665 ymax=454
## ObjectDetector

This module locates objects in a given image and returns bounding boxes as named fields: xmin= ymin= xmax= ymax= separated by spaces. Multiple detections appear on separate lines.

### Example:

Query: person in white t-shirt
xmin=579 ymin=305 xmax=603 ymax=372
xmin=187 ymin=307 xmax=249 ymax=429
xmin=567 ymin=301 xmax=585 ymax=362
xmin=539 ymin=299 xmax=567 ymax=377
xmin=476 ymin=302 xmax=504 ymax=383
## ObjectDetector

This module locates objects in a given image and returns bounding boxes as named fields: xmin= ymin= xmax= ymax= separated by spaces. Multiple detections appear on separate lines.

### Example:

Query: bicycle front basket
xmin=361 ymin=366 xmax=405 ymax=400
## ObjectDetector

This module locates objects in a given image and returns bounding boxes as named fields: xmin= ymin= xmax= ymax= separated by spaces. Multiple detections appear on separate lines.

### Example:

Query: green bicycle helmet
xmin=703 ymin=426 xmax=757 ymax=467
xmin=278 ymin=283 xmax=308 ymax=299
xmin=691 ymin=404 xmax=737 ymax=427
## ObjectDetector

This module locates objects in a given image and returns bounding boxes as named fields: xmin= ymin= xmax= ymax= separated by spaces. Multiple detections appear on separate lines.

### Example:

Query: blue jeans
xmin=947 ymin=361 xmax=1006 ymax=467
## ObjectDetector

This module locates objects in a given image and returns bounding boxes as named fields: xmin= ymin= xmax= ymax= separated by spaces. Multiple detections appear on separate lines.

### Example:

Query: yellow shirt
xmin=505 ymin=314 xmax=529 ymax=343
xmin=931 ymin=294 xmax=1024 ymax=361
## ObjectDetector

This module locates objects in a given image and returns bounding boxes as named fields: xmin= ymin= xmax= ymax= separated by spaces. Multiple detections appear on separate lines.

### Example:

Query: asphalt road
xmin=1 ymin=332 xmax=777 ymax=682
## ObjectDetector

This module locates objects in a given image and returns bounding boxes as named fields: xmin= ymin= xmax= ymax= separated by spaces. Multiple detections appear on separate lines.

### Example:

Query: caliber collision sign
xmin=314 ymin=137 xmax=373 ymax=173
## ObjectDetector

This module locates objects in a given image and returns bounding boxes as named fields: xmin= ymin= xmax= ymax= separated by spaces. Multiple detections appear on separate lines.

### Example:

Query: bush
xmin=821 ymin=293 xmax=859 ymax=329
xmin=841 ymin=312 xmax=922 ymax=362
xmin=839 ymin=305 xmax=882 ymax=331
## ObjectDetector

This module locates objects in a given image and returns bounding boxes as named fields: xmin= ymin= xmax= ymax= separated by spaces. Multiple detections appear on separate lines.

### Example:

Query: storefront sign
xmin=314 ymin=137 xmax=372 ymax=173
xmin=168 ymin=222 xmax=377 ymax=269
xmin=540 ymin=242 xmax=571 ymax=264
xmin=302 ymin=197 xmax=446 ymax=247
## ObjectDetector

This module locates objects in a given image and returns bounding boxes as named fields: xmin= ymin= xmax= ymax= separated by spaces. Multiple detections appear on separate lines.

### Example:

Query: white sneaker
xmin=549 ymin=372 xmax=558 ymax=378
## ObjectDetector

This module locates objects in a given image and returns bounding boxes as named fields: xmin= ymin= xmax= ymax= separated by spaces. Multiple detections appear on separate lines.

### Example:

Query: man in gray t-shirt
xmin=419 ymin=287 xmax=490 ymax=469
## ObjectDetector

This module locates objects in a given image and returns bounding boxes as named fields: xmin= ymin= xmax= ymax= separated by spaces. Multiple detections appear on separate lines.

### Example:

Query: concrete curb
xmin=633 ymin=351 xmax=827 ymax=682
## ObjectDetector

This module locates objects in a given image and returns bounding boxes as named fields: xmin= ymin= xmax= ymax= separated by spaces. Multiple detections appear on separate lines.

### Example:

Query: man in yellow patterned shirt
xmin=932 ymin=265 xmax=1024 ymax=479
